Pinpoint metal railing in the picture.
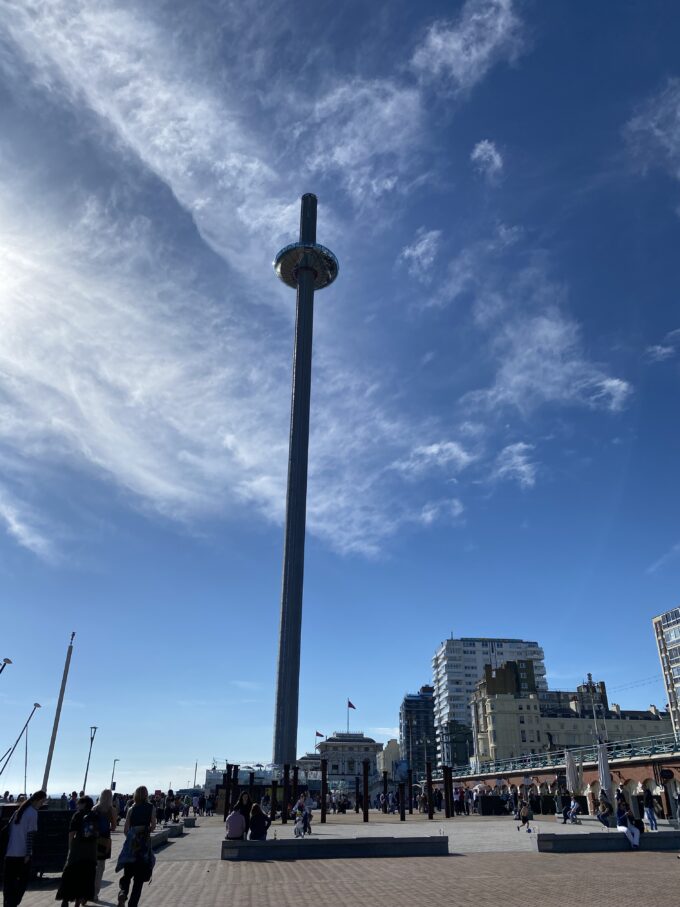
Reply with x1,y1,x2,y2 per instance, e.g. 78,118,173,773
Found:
443,732,680,779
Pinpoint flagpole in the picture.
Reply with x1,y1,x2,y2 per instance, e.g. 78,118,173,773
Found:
347,700,349,734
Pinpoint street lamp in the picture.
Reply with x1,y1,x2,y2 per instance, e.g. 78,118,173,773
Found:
111,759,119,790
82,726,98,794
0,658,12,676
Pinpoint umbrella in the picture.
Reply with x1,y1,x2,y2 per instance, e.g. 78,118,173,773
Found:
597,743,612,800
565,749,579,794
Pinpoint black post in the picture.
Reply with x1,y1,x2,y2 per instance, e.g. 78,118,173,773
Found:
282,763,290,824
362,760,369,823
399,782,406,821
292,765,299,803
426,761,434,820
231,764,239,810
443,766,451,818
320,759,328,824
222,765,232,820
355,775,360,813
249,771,255,802
382,771,388,813
407,768,413,814
271,780,278,821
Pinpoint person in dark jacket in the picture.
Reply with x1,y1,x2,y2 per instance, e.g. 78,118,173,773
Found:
248,804,271,841
232,792,253,835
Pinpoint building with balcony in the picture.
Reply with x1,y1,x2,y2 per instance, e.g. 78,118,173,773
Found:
471,662,671,764
653,608,680,735
432,636,546,766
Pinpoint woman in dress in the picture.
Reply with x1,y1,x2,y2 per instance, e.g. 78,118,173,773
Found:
56,796,99,906
92,789,117,900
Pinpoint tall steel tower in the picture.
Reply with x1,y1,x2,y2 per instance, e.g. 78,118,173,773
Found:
272,194,338,765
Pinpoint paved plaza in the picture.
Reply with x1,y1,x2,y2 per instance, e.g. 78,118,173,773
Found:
19,813,680,906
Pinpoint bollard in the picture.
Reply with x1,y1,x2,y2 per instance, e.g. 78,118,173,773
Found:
382,771,388,813
355,775,360,813
362,759,369,823
249,771,255,803
222,765,232,820
231,764,240,811
447,767,455,819
426,761,434,820
320,759,328,823
407,768,413,814
292,765,299,803
271,780,278,821
399,782,406,821
443,767,451,818
282,763,290,824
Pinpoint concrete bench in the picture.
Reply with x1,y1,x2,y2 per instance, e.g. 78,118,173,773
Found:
183,817,196,828
150,828,171,848
535,831,680,853
165,823,183,838
221,835,449,861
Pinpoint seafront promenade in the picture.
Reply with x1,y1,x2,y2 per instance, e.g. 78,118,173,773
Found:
22,813,680,906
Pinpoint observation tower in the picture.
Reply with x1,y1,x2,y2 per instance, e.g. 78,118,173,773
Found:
272,194,339,765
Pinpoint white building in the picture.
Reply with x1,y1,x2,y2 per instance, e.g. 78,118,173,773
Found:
316,732,383,787
653,608,680,735
432,636,547,766
376,739,401,778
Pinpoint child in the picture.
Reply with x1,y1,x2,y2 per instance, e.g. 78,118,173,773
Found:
517,801,531,833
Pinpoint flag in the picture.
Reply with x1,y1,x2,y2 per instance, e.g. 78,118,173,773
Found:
347,699,356,710
315,731,324,737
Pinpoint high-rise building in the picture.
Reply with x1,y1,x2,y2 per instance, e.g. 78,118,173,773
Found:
399,685,436,780
432,636,547,766
653,608,680,735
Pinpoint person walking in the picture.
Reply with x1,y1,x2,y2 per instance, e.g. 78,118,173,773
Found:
115,786,156,907
516,801,531,833
56,796,99,906
643,788,658,831
2,789,47,907
92,789,117,901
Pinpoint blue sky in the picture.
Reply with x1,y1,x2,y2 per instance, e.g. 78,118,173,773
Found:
1,0,680,794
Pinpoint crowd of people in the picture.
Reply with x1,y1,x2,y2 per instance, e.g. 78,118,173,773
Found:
0,779,669,906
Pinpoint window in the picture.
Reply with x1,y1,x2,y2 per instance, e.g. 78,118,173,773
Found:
521,730,526,742
347,760,355,772
519,717,525,724
331,764,339,773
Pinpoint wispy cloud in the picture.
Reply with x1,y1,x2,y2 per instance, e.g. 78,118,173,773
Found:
369,727,399,739
400,228,442,282
646,541,680,575
491,442,536,489
230,681,262,692
307,79,424,205
467,308,632,414
626,78,680,181
394,441,476,477
411,0,525,93
419,497,465,525
471,139,504,183
645,328,680,362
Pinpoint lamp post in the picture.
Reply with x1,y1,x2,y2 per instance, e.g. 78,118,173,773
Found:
0,657,12,676
111,759,119,790
82,726,98,794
